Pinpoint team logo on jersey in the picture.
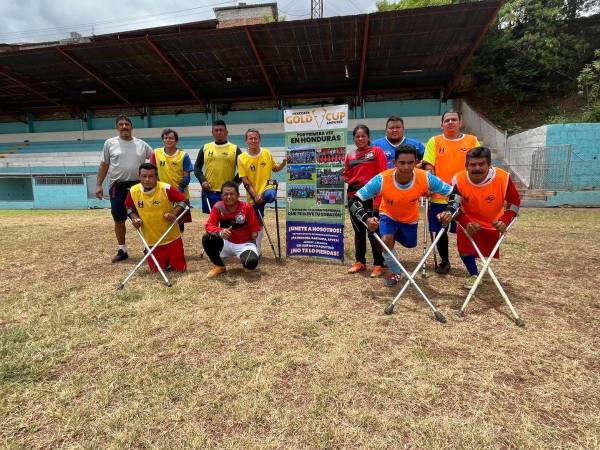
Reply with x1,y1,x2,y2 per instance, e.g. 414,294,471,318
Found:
250,165,256,172
137,200,144,208
439,147,446,155
388,199,394,205
460,147,468,152
159,161,166,166
234,212,245,224
260,161,267,167
365,152,374,160
485,194,496,203
152,200,161,206
208,151,214,157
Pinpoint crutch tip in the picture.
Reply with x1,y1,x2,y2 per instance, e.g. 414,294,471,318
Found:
515,318,525,327
457,310,465,317
384,304,395,315
167,282,173,287
434,311,447,323
116,284,124,290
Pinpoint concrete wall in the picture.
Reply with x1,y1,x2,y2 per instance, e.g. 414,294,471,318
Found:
0,178,33,201
506,125,548,186
458,99,507,157
32,177,89,209
546,123,600,190
0,98,453,137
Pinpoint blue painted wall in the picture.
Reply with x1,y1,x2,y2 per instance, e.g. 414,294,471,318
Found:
0,99,453,134
33,179,89,209
546,123,600,190
32,119,82,133
0,178,33,201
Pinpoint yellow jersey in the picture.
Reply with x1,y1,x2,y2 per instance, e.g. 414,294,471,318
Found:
238,148,277,204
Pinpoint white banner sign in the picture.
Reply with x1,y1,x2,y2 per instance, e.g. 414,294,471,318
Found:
283,104,349,133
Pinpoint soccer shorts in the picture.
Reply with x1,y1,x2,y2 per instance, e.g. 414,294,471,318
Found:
146,237,187,272
110,180,138,222
428,201,456,234
220,240,259,259
457,226,501,259
379,215,418,248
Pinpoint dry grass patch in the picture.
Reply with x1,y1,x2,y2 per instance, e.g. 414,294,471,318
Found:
1,208,599,448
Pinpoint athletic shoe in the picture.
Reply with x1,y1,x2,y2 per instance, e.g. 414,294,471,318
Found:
463,275,479,289
384,273,402,287
111,249,128,263
435,260,451,274
348,262,366,274
207,266,226,278
370,265,384,278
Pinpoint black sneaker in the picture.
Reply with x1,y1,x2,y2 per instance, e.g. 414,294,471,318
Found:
435,260,451,274
111,249,129,263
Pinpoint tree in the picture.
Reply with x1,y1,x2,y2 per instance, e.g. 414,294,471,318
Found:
577,49,600,121
376,0,456,10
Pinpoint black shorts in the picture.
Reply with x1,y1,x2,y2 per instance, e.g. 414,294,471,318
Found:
110,180,138,222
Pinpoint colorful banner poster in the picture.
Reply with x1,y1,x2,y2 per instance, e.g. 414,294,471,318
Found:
284,105,348,261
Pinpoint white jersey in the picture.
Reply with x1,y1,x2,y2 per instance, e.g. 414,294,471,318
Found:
101,136,153,186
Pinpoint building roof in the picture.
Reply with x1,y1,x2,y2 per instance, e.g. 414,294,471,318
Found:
0,1,501,115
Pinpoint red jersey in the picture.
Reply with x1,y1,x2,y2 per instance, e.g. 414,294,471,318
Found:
205,200,262,244
343,145,387,198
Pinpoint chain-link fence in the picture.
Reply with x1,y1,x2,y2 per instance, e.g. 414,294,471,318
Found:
504,144,600,190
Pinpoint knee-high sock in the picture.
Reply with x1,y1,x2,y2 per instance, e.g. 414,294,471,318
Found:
436,232,449,262
382,248,402,275
460,254,478,276
202,233,225,266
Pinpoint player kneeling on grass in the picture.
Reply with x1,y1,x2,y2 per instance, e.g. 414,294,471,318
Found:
125,163,188,272
451,146,521,289
351,144,457,287
202,181,262,278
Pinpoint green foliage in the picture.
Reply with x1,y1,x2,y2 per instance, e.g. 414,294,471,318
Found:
470,0,589,100
577,50,600,121
376,0,456,11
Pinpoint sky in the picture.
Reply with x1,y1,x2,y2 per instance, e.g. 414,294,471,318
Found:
0,0,380,44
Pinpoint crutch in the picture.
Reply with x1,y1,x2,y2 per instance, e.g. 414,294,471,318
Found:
129,217,171,287
273,179,282,261
249,190,279,262
350,203,448,323
384,209,459,319
421,197,429,278
457,220,524,326
199,195,212,259
117,206,189,289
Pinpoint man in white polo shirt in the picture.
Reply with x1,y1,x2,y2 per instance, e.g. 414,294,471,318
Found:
95,114,153,263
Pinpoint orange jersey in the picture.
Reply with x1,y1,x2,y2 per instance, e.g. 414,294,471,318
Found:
454,168,509,230
379,168,429,224
427,134,479,202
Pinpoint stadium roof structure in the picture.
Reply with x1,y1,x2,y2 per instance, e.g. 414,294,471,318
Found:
0,1,501,116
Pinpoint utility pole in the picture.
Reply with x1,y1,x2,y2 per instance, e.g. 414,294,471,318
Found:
311,0,323,19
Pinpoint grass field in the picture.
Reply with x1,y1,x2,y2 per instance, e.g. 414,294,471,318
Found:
1,208,599,448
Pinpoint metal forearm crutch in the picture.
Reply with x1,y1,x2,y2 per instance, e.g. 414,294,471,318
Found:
384,210,459,318
248,189,279,262
200,196,212,259
354,214,448,323
457,219,523,326
421,197,429,278
117,206,189,289
273,180,282,261
129,218,171,287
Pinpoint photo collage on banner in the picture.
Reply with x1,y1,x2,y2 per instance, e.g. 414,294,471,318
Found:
283,105,348,261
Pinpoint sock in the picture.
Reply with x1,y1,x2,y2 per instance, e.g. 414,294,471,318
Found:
436,233,449,262
383,249,402,275
118,244,128,253
460,254,478,276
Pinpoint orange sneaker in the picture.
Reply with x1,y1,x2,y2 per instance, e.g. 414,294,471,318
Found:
207,266,226,278
348,262,366,274
370,265,383,278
